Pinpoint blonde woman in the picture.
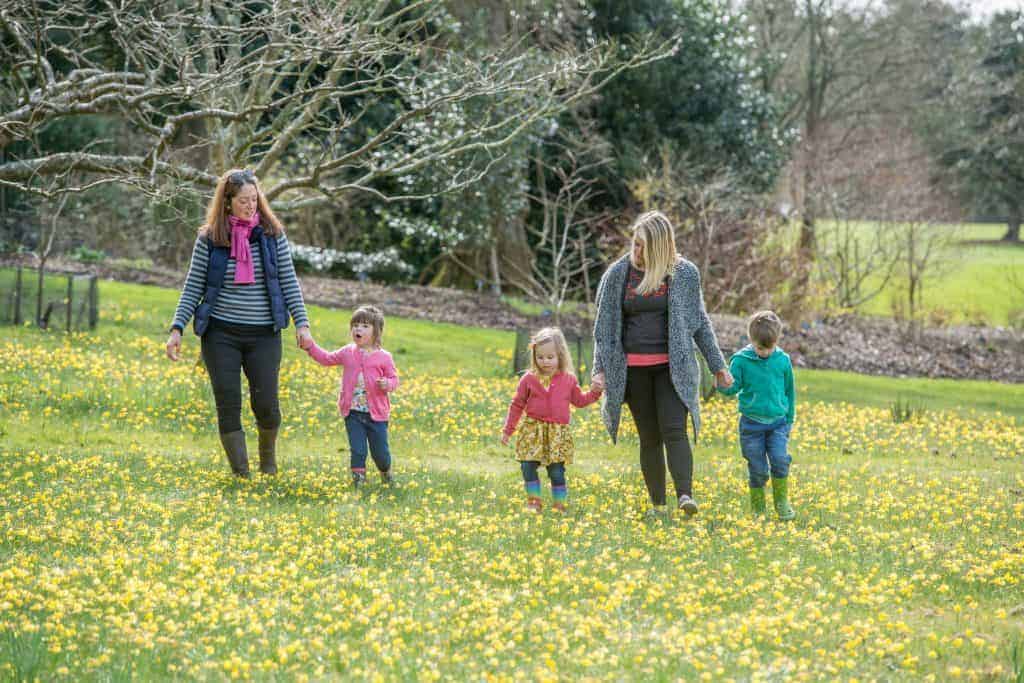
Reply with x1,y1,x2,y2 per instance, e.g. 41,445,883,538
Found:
501,327,603,513
166,169,312,478
591,211,733,518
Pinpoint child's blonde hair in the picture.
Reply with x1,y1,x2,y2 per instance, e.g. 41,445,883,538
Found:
528,327,575,377
747,310,783,349
350,305,385,347
630,210,679,295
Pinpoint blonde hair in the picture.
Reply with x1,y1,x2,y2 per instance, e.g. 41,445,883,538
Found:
748,310,783,348
351,305,385,347
528,327,575,378
200,168,284,247
630,210,679,295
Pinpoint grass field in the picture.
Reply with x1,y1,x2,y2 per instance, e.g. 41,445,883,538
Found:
1,280,1022,680
816,221,1024,327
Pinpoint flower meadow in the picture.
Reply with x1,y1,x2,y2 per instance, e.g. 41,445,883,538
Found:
1,284,1023,681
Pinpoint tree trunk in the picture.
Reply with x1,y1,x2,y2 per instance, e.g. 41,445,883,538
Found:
1002,201,1021,242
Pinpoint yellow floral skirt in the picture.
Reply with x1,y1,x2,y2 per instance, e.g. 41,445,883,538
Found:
515,417,574,465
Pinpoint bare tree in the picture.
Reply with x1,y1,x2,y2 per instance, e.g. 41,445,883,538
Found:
626,147,799,316
506,127,610,322
745,0,950,278
0,0,672,211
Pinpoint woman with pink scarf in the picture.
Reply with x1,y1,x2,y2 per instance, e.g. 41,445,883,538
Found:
166,169,312,477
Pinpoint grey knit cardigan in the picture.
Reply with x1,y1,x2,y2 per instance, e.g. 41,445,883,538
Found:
591,255,726,443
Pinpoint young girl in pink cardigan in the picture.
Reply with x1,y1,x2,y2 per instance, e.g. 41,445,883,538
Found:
306,305,399,488
502,327,604,513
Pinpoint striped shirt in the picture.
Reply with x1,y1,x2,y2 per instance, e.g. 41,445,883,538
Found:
171,233,309,331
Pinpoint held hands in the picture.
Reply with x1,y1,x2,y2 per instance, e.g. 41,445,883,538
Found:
500,433,510,446
715,369,734,389
165,329,182,361
591,372,606,392
376,377,390,391
296,326,314,350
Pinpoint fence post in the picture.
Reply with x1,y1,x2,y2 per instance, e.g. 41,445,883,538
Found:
13,267,22,325
88,276,98,329
66,275,73,332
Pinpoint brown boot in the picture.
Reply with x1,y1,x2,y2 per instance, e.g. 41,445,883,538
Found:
257,426,278,475
219,430,250,478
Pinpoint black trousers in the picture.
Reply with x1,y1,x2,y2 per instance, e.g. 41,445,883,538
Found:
625,364,693,505
200,318,282,434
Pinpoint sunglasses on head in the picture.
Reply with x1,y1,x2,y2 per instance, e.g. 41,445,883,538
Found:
228,169,256,183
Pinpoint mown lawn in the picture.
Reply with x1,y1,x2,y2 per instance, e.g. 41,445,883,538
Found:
1,280,1022,680
814,221,1024,327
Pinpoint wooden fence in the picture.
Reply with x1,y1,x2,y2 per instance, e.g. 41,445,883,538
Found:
1,267,99,331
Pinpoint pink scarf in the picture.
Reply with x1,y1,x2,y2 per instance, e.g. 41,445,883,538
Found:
228,213,260,284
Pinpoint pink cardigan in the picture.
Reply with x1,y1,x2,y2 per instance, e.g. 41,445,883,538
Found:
502,371,602,436
307,342,399,422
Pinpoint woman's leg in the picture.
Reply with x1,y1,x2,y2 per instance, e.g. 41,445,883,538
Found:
652,368,693,500
625,366,667,506
201,322,249,476
241,329,282,474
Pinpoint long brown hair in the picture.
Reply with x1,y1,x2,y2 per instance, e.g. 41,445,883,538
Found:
200,169,284,246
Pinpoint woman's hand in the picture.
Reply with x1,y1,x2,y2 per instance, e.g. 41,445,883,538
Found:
296,325,313,350
591,372,606,391
501,433,510,446
715,369,734,389
166,329,182,361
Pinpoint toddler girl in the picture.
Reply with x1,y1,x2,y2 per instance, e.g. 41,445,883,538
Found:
502,327,603,512
306,305,399,488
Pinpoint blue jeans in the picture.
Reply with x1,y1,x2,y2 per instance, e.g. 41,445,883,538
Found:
344,411,391,472
738,416,791,488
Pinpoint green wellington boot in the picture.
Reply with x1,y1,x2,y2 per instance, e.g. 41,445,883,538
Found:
219,430,251,479
257,426,278,475
749,486,767,515
771,477,795,521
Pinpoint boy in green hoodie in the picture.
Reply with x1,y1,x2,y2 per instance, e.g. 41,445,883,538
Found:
718,310,796,520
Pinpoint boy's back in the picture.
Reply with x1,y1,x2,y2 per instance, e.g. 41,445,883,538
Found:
721,345,795,425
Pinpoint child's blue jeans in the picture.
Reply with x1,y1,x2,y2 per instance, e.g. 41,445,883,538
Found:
738,416,791,488
344,410,392,472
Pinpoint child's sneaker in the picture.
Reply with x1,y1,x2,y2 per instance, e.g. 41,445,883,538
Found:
551,502,567,514
525,496,543,513
352,471,367,489
677,494,698,517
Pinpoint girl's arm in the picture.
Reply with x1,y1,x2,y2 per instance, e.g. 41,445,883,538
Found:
502,376,531,436
306,341,346,367
570,377,602,408
379,353,400,392
717,358,743,396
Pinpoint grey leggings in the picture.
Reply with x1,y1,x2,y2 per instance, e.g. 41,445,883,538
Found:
625,364,693,505
200,318,282,434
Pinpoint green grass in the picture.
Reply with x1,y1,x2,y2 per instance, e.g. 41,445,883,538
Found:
815,221,1024,326
1,279,1022,680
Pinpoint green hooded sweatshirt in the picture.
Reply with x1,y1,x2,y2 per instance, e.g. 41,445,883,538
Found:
717,345,795,424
